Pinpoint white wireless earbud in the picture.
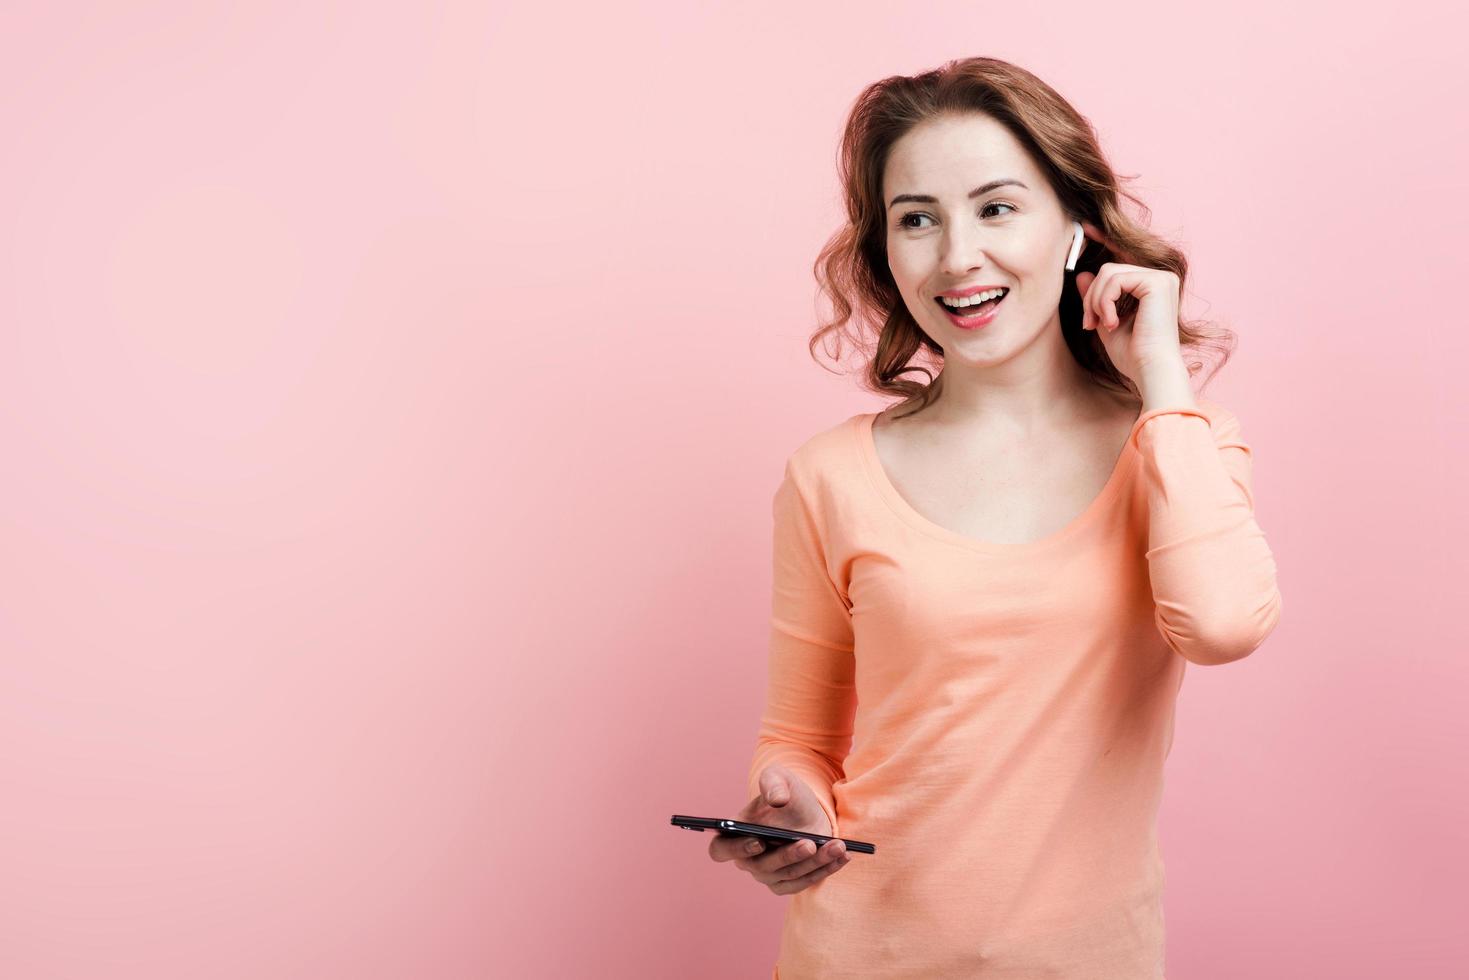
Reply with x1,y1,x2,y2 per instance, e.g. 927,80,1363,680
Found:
1064,220,1085,271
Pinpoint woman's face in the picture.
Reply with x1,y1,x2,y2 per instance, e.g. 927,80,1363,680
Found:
883,113,1076,362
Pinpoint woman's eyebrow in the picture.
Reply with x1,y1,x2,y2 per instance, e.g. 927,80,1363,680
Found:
887,178,1029,210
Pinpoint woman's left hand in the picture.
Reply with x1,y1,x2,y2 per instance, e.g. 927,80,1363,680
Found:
1072,221,1186,383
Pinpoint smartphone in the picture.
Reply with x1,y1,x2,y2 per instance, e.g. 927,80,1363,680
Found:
670,814,875,855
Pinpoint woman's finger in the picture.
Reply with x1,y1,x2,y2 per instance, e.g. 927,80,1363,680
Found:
710,834,767,863
749,838,845,883
1074,271,1094,331
742,838,817,877
1086,268,1109,331
770,853,852,895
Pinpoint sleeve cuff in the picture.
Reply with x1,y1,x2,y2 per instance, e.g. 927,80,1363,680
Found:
1129,405,1211,453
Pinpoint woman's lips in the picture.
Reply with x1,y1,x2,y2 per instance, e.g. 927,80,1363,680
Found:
934,291,1006,329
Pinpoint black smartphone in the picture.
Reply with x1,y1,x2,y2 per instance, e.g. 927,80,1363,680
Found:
670,815,875,855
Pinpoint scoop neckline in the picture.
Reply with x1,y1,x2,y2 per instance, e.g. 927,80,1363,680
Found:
852,409,1142,556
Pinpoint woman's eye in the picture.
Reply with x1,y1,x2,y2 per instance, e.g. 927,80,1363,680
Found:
899,201,1017,229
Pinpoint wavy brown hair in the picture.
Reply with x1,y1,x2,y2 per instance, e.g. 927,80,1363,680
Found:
808,57,1236,420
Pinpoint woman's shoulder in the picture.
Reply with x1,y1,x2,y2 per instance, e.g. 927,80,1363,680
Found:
780,412,869,486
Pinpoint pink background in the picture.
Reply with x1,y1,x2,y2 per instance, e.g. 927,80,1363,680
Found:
2,3,1464,978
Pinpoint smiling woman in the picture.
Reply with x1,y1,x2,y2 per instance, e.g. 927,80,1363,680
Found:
736,55,1283,980
806,57,1235,422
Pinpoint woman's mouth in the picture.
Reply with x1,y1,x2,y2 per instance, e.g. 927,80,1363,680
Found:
934,289,1008,329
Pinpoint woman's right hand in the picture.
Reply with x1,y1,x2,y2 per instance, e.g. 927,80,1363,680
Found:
708,764,852,895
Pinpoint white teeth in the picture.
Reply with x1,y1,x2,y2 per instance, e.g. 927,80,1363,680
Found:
940,288,1007,308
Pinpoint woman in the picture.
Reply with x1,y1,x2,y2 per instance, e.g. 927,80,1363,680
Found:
707,58,1283,978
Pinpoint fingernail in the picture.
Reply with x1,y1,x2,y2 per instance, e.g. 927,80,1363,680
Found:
747,840,763,854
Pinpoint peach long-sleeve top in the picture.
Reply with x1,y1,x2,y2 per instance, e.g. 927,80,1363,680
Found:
746,398,1282,980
